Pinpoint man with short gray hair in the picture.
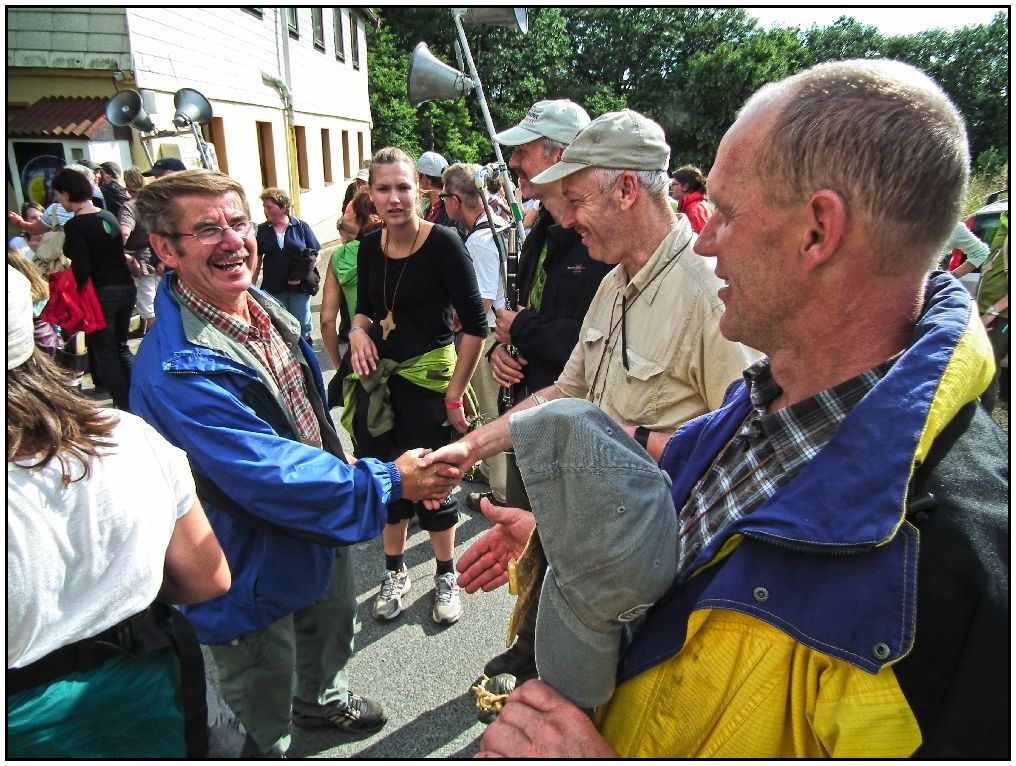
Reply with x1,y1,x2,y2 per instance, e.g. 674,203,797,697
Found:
442,163,509,488
472,108,757,460
431,108,758,690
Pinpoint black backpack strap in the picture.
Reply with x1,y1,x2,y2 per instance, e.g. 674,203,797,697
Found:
161,603,209,757
6,601,208,757
6,604,172,695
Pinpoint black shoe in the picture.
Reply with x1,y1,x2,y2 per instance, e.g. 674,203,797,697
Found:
292,692,387,736
481,639,537,684
472,673,517,725
467,491,505,512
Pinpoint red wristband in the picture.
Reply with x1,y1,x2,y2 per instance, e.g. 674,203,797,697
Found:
444,400,464,409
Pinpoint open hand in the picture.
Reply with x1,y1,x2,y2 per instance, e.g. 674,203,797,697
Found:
349,328,379,375
456,498,535,593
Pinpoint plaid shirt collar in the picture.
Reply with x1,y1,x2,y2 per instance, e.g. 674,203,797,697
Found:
741,355,899,474
171,277,322,447
172,278,257,341
675,354,898,581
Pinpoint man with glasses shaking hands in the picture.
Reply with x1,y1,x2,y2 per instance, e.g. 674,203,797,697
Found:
128,170,462,756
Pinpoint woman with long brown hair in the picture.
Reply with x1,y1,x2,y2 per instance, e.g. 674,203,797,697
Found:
6,266,230,756
343,146,487,626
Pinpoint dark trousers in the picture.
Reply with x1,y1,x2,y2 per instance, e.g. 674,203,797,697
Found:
980,320,1009,411
90,283,137,410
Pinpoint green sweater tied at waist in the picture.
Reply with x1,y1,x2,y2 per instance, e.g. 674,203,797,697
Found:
341,344,477,445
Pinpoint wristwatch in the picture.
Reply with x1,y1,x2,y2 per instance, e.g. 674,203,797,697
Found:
633,426,651,450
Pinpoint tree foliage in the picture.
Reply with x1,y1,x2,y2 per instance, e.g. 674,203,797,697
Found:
368,8,1008,176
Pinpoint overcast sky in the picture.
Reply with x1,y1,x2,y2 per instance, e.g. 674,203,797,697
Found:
746,5,1005,36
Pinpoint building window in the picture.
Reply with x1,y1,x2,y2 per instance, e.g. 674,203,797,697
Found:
312,9,325,51
357,132,365,168
286,8,299,39
321,128,333,184
200,117,230,174
243,8,263,18
351,18,361,70
341,130,351,179
256,121,277,188
333,9,346,62
295,125,310,191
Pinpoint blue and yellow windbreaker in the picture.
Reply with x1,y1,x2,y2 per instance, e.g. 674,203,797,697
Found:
598,273,1008,757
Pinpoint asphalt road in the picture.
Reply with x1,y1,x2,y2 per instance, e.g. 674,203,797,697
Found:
90,283,515,758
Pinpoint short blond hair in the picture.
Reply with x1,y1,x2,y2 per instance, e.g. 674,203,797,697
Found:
259,187,291,209
442,163,482,206
744,59,969,272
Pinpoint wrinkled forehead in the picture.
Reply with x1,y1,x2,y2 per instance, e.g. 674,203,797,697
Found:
712,104,778,188
172,191,250,229
559,166,596,197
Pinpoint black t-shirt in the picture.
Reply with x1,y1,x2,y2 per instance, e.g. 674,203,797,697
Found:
64,209,133,288
356,224,487,363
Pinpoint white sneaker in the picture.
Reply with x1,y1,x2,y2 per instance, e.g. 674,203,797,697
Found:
373,568,411,621
432,572,463,625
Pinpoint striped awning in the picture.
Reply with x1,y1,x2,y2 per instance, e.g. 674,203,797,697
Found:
7,97,117,140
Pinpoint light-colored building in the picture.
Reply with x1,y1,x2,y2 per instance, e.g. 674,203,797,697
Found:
7,7,376,243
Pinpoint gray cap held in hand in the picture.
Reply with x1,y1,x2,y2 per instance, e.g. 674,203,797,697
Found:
508,398,678,709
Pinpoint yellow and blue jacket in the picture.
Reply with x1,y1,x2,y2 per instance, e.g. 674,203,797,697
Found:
598,272,1009,757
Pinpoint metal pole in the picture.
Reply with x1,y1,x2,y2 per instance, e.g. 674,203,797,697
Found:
451,11,525,246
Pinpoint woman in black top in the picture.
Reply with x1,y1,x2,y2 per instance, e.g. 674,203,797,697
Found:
348,147,486,627
255,187,321,341
55,167,136,410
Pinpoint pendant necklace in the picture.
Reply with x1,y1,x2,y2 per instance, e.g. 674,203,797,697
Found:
380,224,422,340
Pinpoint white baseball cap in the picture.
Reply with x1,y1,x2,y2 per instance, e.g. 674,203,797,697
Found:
495,99,591,147
418,151,448,177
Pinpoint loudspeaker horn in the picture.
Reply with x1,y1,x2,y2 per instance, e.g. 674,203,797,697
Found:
407,42,474,108
105,89,156,132
453,7,527,34
172,87,213,128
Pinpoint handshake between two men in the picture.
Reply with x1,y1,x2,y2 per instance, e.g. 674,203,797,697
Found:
396,425,532,593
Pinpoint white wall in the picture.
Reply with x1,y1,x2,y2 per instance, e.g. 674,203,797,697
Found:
123,7,373,243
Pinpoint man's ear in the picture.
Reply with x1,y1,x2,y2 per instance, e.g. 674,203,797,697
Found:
149,233,180,270
617,171,640,211
800,189,847,271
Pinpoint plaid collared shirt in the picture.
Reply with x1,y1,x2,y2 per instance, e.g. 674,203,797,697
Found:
173,281,322,448
675,355,896,580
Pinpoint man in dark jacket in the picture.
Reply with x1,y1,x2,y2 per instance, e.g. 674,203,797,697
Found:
441,59,1009,759
487,100,611,401
465,99,612,678
96,161,130,220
